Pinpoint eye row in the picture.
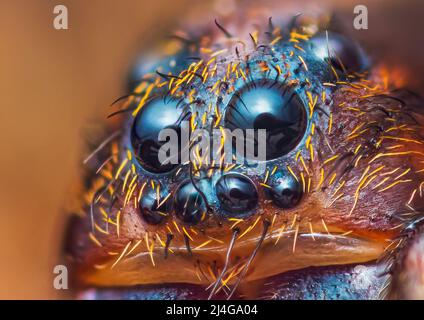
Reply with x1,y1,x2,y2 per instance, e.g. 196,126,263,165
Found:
139,171,303,226
131,78,308,174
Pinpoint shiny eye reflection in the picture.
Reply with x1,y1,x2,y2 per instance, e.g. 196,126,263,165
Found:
215,173,258,216
265,173,303,209
309,31,369,74
224,79,307,160
131,98,184,173
138,187,171,225
174,180,207,225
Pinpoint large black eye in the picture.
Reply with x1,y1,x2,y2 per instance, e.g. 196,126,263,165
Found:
265,173,302,209
224,79,307,160
131,98,184,173
138,187,171,225
309,32,369,74
215,173,258,216
174,180,207,225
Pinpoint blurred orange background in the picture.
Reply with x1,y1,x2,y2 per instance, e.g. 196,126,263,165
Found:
0,0,423,299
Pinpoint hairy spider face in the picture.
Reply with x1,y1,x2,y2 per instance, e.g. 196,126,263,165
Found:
64,10,424,300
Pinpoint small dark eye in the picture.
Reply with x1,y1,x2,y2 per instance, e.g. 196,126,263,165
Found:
309,31,369,73
265,173,303,209
174,180,207,225
127,48,191,91
224,79,307,160
215,173,258,216
138,187,171,225
131,98,184,173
